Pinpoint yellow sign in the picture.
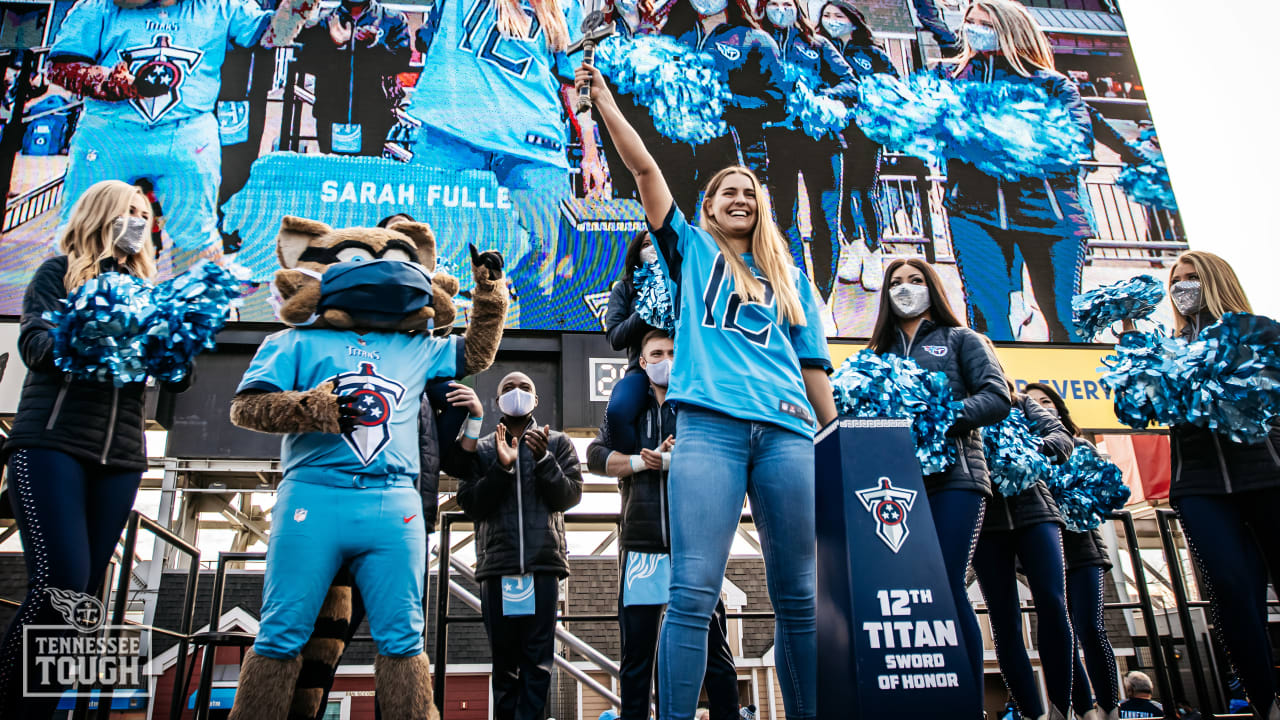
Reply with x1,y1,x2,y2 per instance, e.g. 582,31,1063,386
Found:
827,342,1126,431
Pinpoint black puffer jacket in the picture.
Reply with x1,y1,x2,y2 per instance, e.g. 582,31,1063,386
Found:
458,420,583,580
586,385,676,553
4,256,190,471
605,278,657,374
879,320,1010,496
1166,316,1280,499
983,395,1074,532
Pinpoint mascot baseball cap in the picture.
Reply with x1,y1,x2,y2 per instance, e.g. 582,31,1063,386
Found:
318,259,434,326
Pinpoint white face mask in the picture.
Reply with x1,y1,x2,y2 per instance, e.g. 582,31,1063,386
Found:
963,22,999,53
889,284,931,319
639,246,658,264
689,0,728,17
1170,280,1205,316
821,16,853,38
269,266,324,326
110,216,149,256
643,358,672,387
498,388,536,418
766,5,797,27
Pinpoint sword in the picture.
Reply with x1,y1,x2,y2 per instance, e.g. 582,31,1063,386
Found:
568,0,617,114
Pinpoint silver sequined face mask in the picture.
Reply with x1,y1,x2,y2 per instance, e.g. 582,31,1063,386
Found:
1170,280,1204,316
889,284,931,319
110,216,150,256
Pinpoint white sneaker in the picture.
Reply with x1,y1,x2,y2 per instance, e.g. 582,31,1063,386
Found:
836,239,862,285
1009,291,1036,330
860,245,885,291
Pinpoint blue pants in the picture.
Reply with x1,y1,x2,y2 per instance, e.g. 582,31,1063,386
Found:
62,112,221,265
766,128,841,298
1174,490,1280,716
973,522,1074,717
659,406,815,720
950,214,1085,343
1068,565,1119,714
928,489,987,690
912,0,959,49
0,449,141,719
255,479,426,659
604,371,650,455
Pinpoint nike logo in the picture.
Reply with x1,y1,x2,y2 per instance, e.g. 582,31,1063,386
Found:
403,515,417,523
195,144,209,154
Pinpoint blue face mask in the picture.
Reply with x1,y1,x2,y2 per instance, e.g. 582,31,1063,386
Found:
689,0,728,17
963,22,999,53
766,5,797,27
821,16,853,38
318,259,434,327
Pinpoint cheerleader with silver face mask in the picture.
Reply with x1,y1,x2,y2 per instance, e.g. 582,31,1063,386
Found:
1156,251,1280,720
867,258,1012,696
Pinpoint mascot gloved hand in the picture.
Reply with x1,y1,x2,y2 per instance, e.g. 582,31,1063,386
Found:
227,216,508,720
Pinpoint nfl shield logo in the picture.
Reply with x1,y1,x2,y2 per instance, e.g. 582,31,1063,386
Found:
293,508,308,523
855,477,918,553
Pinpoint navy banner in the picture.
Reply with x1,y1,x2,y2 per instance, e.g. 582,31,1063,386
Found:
814,417,981,718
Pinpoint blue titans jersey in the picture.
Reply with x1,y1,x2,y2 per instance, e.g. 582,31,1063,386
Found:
650,206,831,438
237,329,465,485
50,0,270,126
409,0,582,168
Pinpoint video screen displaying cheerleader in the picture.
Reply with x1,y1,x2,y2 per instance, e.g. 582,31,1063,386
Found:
0,0,1189,340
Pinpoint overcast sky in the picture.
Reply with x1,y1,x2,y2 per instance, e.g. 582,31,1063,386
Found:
1117,0,1280,316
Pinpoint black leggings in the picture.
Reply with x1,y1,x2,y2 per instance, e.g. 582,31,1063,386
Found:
973,522,1074,718
928,488,987,691
1068,565,1119,714
0,448,142,719
1174,490,1280,717
766,127,841,298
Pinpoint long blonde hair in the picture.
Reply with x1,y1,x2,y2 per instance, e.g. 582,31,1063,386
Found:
947,0,1055,78
496,0,570,52
699,166,806,326
60,180,157,291
1169,250,1253,333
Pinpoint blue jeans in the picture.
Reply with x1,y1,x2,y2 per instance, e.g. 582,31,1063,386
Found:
659,406,816,720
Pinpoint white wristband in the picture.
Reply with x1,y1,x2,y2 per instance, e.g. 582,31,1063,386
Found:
661,451,671,470
629,455,646,474
463,415,483,440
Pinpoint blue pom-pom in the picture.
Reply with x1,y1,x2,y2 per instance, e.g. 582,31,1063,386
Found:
830,350,961,475
784,65,851,140
145,261,246,383
1071,274,1166,341
632,261,675,334
1116,128,1178,212
45,273,156,386
1101,313,1280,443
1047,444,1129,532
983,408,1054,497
854,73,1089,179
595,35,730,145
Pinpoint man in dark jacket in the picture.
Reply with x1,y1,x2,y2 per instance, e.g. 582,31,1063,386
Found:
587,330,740,720
298,0,410,156
458,371,583,720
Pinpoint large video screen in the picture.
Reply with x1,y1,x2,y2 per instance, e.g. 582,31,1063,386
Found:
0,0,1184,340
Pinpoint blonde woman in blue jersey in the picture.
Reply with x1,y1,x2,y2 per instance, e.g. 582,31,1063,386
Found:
579,62,837,720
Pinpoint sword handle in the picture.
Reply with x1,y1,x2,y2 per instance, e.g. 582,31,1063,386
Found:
575,41,597,114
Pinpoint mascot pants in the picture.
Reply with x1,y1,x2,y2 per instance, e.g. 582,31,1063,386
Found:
61,112,222,270
255,478,426,659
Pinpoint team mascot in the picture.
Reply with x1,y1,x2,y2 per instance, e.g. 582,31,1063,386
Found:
227,215,509,720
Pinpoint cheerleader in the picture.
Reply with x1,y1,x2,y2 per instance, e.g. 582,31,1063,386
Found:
579,61,837,720
659,0,789,217
866,257,1010,692
816,0,895,291
941,0,1093,343
1159,251,1280,720
1024,382,1120,720
0,181,193,718
972,363,1076,720
759,0,857,301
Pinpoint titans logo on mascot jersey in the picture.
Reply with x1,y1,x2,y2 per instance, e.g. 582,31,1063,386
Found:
856,477,918,554
330,362,407,465
120,34,204,122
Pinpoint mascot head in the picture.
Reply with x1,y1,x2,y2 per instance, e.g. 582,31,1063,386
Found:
270,215,462,332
